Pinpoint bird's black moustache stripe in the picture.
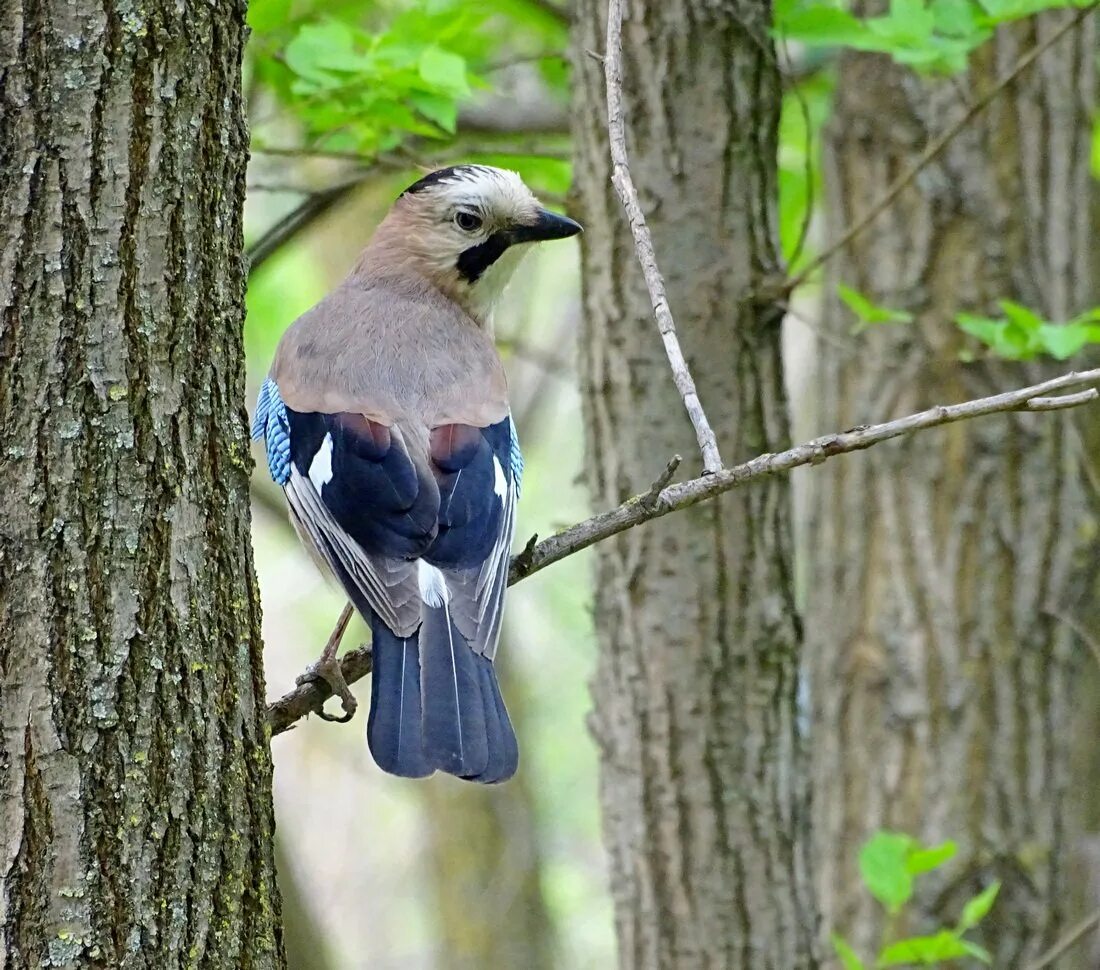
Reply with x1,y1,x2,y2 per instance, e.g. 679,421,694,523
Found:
456,232,511,284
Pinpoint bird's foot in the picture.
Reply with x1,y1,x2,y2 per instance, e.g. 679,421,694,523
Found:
297,602,358,722
297,655,358,723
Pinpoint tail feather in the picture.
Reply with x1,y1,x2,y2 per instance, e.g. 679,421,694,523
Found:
367,618,432,778
463,656,519,784
366,563,520,784
419,601,488,777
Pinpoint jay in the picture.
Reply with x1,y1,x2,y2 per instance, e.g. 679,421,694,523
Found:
252,165,581,782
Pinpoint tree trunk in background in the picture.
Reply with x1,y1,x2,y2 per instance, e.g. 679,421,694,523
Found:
0,2,284,967
421,660,557,970
572,3,819,968
806,12,1099,966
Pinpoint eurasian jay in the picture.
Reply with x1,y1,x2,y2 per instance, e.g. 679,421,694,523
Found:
252,165,581,782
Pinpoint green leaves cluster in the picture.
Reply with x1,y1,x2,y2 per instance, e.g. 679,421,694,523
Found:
833,832,1000,968
957,301,1100,361
776,0,1094,74
837,283,1100,361
250,3,493,153
247,0,569,169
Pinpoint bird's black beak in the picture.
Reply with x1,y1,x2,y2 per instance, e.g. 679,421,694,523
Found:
512,209,583,243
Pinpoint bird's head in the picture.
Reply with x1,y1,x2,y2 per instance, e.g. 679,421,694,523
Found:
367,164,582,327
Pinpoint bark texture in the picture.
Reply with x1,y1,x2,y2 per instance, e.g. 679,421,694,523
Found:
806,12,1099,966
572,2,819,967
0,1,284,967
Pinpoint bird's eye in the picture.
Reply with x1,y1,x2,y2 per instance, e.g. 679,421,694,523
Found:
454,211,483,232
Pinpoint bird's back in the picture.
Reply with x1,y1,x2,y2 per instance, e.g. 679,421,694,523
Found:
271,270,509,432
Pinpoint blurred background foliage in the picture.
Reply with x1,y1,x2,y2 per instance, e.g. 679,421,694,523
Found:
242,1,1100,966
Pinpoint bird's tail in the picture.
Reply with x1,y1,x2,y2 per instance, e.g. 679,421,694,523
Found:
367,606,518,784
367,619,432,778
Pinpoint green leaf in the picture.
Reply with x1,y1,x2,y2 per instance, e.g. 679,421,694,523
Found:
879,931,971,966
407,91,458,133
418,46,470,96
831,934,866,970
999,299,1044,331
1038,323,1093,360
958,881,1000,930
859,832,915,914
906,840,957,876
285,21,371,86
957,313,1035,360
931,0,983,37
774,0,871,47
837,283,914,329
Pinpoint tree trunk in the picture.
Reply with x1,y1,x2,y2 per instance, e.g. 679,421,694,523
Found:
806,12,1099,966
0,2,284,967
571,2,819,967
422,658,558,970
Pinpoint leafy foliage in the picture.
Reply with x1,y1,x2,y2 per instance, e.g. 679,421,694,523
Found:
833,831,1000,968
835,282,1100,361
957,301,1100,360
775,0,1094,74
247,0,570,192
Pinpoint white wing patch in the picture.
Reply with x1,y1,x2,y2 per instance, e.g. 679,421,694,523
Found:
492,456,507,499
418,561,450,608
309,433,334,492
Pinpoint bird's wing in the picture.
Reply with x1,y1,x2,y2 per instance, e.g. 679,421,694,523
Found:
252,377,429,635
422,415,522,660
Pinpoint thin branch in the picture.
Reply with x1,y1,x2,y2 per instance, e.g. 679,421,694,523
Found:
1025,389,1098,410
269,644,373,736
1043,605,1100,669
1023,908,1100,970
602,0,724,474
785,1,1100,292
266,367,1100,734
246,177,370,275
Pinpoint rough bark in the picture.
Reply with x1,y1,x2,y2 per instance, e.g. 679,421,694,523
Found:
0,1,284,967
806,11,1099,966
571,2,819,968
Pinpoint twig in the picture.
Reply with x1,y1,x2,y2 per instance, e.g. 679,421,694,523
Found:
602,0,724,474
641,455,682,509
1043,606,1100,669
1024,389,1098,411
785,1,1100,292
1023,908,1100,970
267,367,1100,734
247,178,370,275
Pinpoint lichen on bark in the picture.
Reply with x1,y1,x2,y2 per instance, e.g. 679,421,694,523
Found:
0,1,284,966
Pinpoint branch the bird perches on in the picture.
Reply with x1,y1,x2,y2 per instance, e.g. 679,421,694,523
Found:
268,366,1100,734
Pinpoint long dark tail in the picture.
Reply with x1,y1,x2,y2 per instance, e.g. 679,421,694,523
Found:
367,608,518,783
367,618,432,778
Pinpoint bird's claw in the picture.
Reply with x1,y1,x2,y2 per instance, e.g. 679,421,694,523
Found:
296,657,358,723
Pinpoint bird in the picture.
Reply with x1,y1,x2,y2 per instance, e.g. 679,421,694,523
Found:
251,164,582,782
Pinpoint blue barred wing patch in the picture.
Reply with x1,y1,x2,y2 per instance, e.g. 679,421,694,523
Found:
507,415,523,497
253,377,291,485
